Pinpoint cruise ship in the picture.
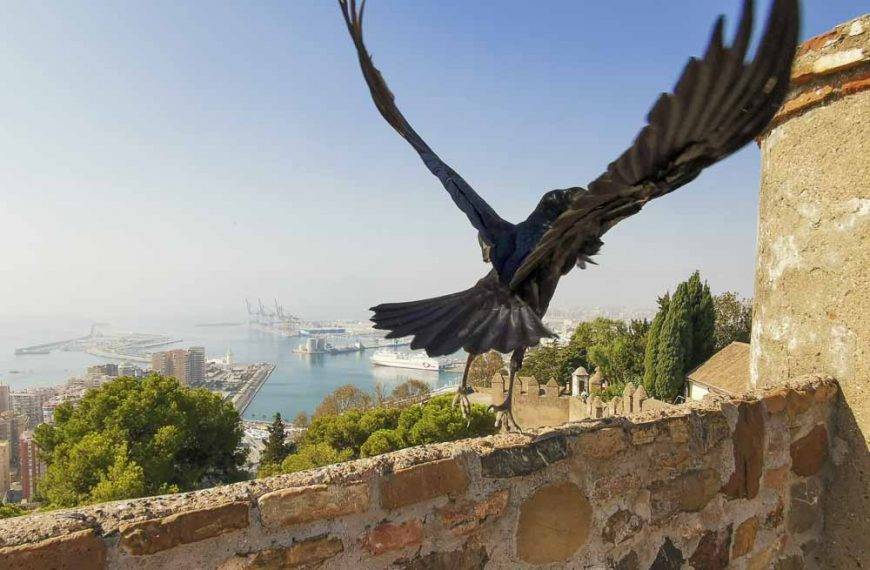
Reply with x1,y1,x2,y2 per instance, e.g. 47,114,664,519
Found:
370,349,444,371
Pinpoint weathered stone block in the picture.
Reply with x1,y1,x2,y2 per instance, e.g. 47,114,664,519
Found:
763,388,789,415
400,543,489,570
614,550,639,570
576,427,627,459
480,435,567,478
649,468,720,521
721,401,764,500
786,390,815,420
602,509,643,544
120,501,249,556
765,497,785,529
689,526,732,570
591,473,639,502
731,516,759,559
789,478,822,534
651,537,684,570
630,422,663,446
790,425,829,476
666,416,692,444
222,535,344,569
438,489,509,535
360,520,423,556
258,483,369,528
380,458,468,509
0,529,106,569
516,481,591,564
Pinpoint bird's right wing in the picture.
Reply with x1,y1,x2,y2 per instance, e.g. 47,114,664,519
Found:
339,0,511,243
510,0,799,289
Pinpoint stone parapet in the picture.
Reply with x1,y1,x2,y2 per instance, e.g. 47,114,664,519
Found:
0,375,839,569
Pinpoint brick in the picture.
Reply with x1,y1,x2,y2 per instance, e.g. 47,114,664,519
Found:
0,529,106,569
516,482,591,565
689,526,732,570
258,483,369,528
721,401,764,500
380,458,468,509
790,425,829,476
120,501,249,556
602,509,643,544
360,520,423,556
480,435,567,478
762,389,789,415
776,86,835,122
222,535,344,570
400,543,489,570
731,516,759,559
438,489,509,535
576,427,627,459
842,75,870,95
649,468,720,521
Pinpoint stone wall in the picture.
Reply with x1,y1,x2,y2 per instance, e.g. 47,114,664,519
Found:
0,376,839,569
752,15,869,568
477,375,671,429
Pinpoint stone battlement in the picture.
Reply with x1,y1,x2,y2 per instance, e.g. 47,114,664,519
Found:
0,375,840,568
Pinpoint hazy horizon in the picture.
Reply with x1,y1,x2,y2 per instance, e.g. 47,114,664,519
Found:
2,1,863,324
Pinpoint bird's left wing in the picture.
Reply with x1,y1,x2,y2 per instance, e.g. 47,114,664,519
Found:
339,0,511,243
509,0,799,289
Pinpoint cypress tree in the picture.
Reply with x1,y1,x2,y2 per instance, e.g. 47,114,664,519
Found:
692,282,716,368
655,283,691,402
643,293,669,394
261,413,292,466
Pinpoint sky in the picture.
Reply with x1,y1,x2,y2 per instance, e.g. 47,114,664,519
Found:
0,1,864,323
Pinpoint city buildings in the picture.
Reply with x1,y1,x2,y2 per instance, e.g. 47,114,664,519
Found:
19,431,44,502
0,411,28,468
0,383,9,413
151,347,206,385
0,441,10,497
10,390,46,427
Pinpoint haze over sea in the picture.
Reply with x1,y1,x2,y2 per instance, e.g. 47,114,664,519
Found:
0,316,459,421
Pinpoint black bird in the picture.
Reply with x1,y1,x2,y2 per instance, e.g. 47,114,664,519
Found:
339,0,799,430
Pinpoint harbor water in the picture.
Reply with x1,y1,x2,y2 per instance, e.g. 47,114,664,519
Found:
0,317,460,421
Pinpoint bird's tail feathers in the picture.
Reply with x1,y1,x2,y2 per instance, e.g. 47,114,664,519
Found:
371,274,554,357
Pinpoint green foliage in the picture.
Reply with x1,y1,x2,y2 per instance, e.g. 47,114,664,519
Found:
643,271,717,402
260,413,294,473
467,351,506,387
521,317,648,399
34,374,246,508
713,291,753,350
265,396,496,477
389,379,431,400
279,442,354,474
313,384,373,418
292,411,310,428
0,504,26,519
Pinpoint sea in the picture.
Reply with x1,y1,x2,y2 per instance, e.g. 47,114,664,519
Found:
0,316,460,421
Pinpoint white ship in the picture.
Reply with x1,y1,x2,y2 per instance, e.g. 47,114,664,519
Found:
370,349,443,371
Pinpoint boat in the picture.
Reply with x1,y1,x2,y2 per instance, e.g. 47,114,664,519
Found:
370,349,443,371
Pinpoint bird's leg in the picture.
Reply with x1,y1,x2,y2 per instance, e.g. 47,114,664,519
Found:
452,353,475,418
489,348,525,433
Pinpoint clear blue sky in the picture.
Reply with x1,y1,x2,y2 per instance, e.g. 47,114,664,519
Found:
0,1,863,321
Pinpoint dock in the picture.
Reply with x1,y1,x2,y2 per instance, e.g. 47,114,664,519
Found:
232,363,276,415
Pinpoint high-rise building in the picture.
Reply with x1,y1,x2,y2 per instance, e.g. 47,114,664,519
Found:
0,383,10,413
87,363,118,377
0,441,10,497
151,347,206,385
19,431,44,502
11,390,45,427
0,411,28,468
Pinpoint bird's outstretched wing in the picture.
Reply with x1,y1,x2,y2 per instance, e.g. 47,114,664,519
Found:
509,0,799,289
339,0,511,243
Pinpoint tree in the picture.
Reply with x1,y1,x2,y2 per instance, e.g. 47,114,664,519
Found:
467,352,506,387
643,271,717,401
313,384,373,418
279,442,354,474
260,413,293,468
389,379,431,400
292,411,310,428
643,294,669,394
34,374,246,508
587,319,649,397
713,291,753,350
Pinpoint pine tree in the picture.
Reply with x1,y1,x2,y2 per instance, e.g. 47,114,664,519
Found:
261,413,291,467
643,293,669,394
654,283,692,402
